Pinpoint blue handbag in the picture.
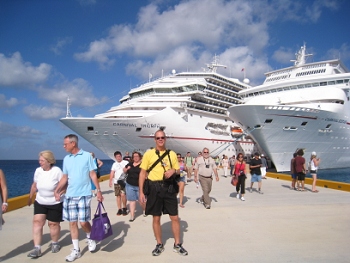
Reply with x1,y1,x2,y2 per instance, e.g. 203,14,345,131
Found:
90,202,113,241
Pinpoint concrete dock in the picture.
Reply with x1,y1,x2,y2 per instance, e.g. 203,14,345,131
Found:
1,172,350,263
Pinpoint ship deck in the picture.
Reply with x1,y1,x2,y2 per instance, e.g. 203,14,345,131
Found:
1,171,349,263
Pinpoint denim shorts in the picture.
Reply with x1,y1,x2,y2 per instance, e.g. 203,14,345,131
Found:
125,182,139,201
63,196,92,222
251,174,262,183
176,175,186,183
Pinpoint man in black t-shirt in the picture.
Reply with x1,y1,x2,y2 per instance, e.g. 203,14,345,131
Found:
249,152,263,194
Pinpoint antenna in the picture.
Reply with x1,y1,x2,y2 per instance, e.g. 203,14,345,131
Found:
206,55,227,73
66,97,72,117
290,43,313,66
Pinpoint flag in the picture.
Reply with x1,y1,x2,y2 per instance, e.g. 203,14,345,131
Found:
241,68,245,72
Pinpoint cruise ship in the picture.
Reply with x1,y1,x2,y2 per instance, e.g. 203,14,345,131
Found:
227,44,350,171
60,57,258,160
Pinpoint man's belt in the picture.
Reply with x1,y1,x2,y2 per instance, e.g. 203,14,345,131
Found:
199,175,212,178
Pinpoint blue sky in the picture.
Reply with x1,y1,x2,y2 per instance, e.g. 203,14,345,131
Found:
0,0,349,160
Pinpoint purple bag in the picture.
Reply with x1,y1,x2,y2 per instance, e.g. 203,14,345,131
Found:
90,202,113,241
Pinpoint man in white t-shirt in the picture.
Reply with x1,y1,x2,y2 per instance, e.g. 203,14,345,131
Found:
109,151,129,216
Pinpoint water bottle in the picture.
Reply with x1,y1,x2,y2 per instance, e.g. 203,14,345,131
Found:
196,181,199,189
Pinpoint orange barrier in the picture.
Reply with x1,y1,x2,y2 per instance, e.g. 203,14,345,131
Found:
267,172,350,192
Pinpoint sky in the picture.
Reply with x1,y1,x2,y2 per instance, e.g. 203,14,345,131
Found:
0,0,350,160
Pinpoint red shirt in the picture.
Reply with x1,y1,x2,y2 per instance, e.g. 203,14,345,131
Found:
234,161,245,176
294,156,305,173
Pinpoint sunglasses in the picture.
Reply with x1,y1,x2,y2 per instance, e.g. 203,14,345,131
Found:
203,151,209,153
156,136,165,140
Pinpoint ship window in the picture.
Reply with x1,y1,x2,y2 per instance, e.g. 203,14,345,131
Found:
328,81,335,85
264,119,273,123
336,80,344,84
326,124,331,129
87,126,94,131
320,82,327,86
254,125,261,129
136,128,141,132
301,122,307,126
345,79,349,83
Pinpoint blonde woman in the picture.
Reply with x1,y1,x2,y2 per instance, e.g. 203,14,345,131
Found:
27,151,64,258
0,169,8,230
309,152,320,193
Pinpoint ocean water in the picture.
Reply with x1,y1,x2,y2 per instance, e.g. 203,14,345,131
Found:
0,160,349,198
0,160,115,198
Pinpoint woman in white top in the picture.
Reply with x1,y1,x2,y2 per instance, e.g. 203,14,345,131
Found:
309,152,320,193
0,169,8,230
221,155,229,177
27,151,64,258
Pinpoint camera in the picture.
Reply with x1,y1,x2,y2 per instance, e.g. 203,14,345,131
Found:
205,165,210,168
239,170,244,175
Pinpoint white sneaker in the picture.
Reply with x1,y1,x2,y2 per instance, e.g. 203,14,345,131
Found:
241,197,245,201
236,193,240,199
87,239,96,252
65,249,81,262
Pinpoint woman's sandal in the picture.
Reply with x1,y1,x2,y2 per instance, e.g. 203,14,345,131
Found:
312,190,319,193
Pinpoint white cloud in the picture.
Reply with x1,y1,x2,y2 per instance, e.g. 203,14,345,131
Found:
272,47,295,64
305,0,339,23
325,43,350,61
0,121,44,138
74,0,338,75
50,37,73,55
23,104,66,120
0,52,52,87
74,0,273,68
0,94,20,108
35,78,109,107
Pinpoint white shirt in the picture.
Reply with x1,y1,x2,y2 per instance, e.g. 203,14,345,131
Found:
111,160,129,184
34,166,63,205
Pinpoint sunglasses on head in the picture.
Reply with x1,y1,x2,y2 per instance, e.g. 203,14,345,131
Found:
156,136,165,140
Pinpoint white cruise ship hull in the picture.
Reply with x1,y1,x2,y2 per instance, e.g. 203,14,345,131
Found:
228,86,350,172
61,107,257,159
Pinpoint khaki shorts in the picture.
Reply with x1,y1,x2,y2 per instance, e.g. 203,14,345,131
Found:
114,184,126,196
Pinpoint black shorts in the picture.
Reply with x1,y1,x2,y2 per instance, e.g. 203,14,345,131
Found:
145,183,178,216
34,201,63,222
297,172,306,181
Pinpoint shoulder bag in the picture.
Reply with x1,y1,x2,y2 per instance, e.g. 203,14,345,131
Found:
90,202,113,241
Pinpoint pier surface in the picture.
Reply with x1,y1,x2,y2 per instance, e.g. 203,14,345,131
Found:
1,172,350,263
